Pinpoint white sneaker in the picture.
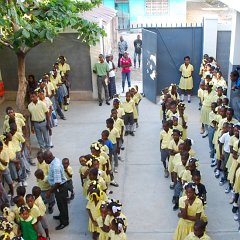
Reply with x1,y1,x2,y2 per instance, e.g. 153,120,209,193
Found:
114,168,118,173
22,181,28,187
234,214,239,221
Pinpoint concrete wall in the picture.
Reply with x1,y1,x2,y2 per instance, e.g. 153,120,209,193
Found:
0,33,93,100
104,0,187,27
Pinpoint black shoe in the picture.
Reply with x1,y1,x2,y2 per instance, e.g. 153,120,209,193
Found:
173,204,179,211
28,159,36,166
48,207,53,214
172,196,176,204
188,100,191,103
124,131,129,136
53,215,60,220
130,132,135,136
70,193,75,200
99,102,102,106
106,101,110,105
55,223,69,230
61,117,66,120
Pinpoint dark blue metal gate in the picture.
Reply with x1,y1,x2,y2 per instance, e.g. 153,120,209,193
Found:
142,29,157,103
142,26,203,103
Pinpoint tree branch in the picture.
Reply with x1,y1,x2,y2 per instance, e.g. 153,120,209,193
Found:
0,39,14,49
23,41,41,54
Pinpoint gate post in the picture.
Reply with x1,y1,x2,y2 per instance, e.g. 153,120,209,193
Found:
203,17,218,58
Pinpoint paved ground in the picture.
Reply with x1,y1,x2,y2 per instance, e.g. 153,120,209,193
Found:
0,95,240,240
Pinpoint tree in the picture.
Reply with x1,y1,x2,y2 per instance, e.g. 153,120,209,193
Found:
0,0,105,112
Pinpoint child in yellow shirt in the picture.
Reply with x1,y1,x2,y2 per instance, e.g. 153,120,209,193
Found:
160,121,172,178
34,169,55,214
62,158,75,201
32,186,50,239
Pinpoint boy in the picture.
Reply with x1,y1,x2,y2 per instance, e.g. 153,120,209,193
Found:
62,158,75,201
160,121,172,178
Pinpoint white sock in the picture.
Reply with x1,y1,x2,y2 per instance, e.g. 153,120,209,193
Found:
49,136,53,146
181,94,184,101
188,95,191,101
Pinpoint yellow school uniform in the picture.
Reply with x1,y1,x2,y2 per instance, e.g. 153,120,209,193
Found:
168,139,184,173
160,129,173,150
0,147,10,171
173,124,183,135
113,118,124,136
226,136,238,170
108,128,120,145
181,169,192,184
109,230,127,240
29,204,41,220
179,114,188,140
184,232,211,240
50,74,62,90
28,100,48,122
65,166,73,181
44,82,55,97
12,132,25,153
59,63,70,74
34,196,46,217
132,96,139,120
218,117,238,131
173,162,186,179
212,77,227,90
104,213,128,228
179,64,194,90
200,90,216,125
166,110,179,121
174,196,204,240
37,161,49,176
95,155,107,172
233,158,240,193
208,111,217,128
212,94,226,103
37,176,50,191
86,200,103,233
79,166,89,197
117,107,125,119
3,115,26,134
4,142,16,161
198,89,204,104
135,92,143,103
228,140,240,184
96,216,109,240
121,100,135,113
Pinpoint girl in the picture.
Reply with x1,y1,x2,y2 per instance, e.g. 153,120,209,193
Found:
86,188,104,240
197,82,205,111
182,158,198,185
200,82,215,138
172,116,183,137
184,220,211,240
166,101,179,121
130,87,139,129
174,183,204,240
169,84,180,102
179,56,194,103
96,203,109,240
79,155,89,197
19,206,39,240
113,99,125,119
168,129,184,189
91,142,107,173
120,51,132,93
109,217,127,240
121,92,135,136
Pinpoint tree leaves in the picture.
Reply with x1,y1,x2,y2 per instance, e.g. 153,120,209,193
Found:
0,0,105,53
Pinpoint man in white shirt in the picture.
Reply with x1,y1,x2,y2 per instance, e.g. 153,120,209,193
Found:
106,54,116,99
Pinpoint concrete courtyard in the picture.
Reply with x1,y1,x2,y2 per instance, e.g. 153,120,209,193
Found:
0,95,240,240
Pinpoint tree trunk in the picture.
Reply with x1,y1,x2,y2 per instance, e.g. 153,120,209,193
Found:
16,52,31,153
16,52,27,112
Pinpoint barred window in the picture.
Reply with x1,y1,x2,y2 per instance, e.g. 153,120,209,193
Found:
145,0,169,15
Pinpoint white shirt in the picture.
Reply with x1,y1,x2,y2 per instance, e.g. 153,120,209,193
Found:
219,132,231,153
107,61,115,78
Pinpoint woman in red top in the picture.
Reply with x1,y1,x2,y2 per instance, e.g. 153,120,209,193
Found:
120,52,132,93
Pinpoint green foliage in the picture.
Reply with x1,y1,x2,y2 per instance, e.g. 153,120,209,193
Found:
0,0,106,53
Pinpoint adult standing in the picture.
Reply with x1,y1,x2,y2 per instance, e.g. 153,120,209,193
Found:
106,54,116,99
44,150,69,230
118,36,128,68
133,35,142,68
28,92,50,151
120,52,132,93
179,56,194,103
93,54,110,106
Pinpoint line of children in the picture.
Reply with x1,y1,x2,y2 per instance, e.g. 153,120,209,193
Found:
78,88,143,239
160,83,210,240
197,54,240,232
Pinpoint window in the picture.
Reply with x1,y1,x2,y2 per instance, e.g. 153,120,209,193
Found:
145,0,169,15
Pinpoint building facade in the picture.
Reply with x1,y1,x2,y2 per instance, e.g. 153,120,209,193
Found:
103,0,187,29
